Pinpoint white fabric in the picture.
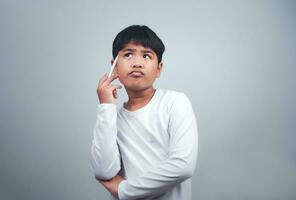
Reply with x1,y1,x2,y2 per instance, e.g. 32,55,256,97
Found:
90,88,198,200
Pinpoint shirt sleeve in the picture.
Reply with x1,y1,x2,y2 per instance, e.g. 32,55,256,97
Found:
118,93,199,200
90,103,121,180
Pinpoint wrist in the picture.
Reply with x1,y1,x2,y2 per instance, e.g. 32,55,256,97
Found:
98,97,114,104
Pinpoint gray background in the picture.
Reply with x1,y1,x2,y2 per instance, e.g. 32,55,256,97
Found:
0,0,295,199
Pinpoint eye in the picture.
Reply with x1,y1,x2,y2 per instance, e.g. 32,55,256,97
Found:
143,54,151,59
124,53,132,58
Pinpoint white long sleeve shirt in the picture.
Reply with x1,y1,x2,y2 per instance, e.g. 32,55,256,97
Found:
90,88,198,200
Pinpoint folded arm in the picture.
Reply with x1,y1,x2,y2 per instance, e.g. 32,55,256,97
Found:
118,93,199,200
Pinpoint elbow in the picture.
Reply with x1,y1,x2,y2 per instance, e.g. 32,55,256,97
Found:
90,146,121,181
91,161,121,181
174,156,197,181
180,163,196,180
94,171,119,181
178,145,198,180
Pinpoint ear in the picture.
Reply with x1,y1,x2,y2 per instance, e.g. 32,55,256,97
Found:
156,62,163,78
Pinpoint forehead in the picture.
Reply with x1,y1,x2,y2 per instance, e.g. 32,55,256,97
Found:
121,43,155,54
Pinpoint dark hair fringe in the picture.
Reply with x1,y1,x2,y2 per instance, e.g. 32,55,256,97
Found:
112,25,165,63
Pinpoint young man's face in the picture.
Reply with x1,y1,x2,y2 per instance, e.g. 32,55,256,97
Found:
113,42,163,91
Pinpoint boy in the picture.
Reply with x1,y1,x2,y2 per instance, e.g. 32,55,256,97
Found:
90,25,198,200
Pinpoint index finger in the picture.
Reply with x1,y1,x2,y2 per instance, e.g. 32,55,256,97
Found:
102,73,119,87
98,73,108,86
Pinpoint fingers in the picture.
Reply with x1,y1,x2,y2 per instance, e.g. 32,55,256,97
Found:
98,73,108,86
113,88,118,99
105,73,119,85
97,73,119,90
111,84,122,99
96,72,121,103
100,73,119,88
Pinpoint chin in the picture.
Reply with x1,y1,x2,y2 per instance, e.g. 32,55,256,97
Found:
125,84,152,92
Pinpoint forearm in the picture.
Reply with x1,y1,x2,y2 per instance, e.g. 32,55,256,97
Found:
118,120,198,199
118,152,197,200
118,93,199,199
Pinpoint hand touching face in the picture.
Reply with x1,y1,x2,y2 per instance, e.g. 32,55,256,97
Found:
114,43,163,91
97,73,122,104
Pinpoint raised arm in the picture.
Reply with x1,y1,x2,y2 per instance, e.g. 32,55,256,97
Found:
90,73,122,180
90,103,121,180
118,93,199,199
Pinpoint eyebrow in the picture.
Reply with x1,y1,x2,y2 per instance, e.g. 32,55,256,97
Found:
122,48,154,54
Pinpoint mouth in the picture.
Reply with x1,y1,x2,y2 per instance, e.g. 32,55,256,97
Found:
129,70,144,77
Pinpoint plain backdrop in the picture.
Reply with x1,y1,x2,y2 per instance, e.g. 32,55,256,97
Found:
0,0,295,199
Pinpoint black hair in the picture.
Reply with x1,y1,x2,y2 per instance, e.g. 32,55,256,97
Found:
112,25,165,63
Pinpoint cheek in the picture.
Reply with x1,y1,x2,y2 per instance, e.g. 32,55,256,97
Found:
147,64,160,75
116,67,126,77
117,61,129,72
116,68,127,83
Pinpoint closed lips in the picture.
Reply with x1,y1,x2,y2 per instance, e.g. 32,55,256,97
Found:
129,71,144,75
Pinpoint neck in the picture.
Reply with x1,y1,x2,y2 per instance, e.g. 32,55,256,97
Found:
124,87,156,111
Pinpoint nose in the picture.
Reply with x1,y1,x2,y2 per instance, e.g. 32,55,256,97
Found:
132,62,143,68
131,56,143,68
